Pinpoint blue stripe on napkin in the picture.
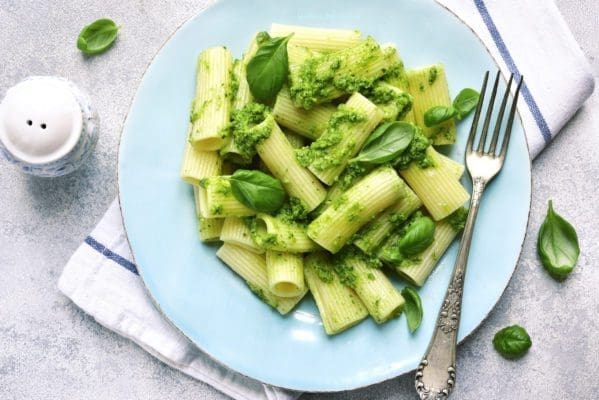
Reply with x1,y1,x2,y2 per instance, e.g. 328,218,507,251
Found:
474,0,551,143
84,236,139,275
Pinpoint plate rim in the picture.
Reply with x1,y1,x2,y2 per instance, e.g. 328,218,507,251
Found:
116,0,532,392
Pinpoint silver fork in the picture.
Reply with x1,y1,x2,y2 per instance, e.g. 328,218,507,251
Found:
415,71,523,400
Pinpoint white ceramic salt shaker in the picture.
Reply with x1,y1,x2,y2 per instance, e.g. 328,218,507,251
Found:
0,76,99,177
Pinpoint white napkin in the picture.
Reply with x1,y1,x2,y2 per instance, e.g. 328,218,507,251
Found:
59,0,594,398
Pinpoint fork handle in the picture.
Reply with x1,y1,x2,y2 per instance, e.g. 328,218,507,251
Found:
415,178,486,400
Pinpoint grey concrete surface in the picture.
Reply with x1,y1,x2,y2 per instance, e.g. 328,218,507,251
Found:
0,1,597,399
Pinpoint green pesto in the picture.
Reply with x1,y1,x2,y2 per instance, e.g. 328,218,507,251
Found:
289,37,388,109
446,207,468,232
230,102,273,162
190,98,211,123
418,82,425,92
312,259,336,284
277,197,309,224
346,202,364,223
333,259,358,289
367,272,375,281
229,61,240,103
389,212,407,226
213,179,231,195
247,283,278,308
210,204,223,215
198,178,209,188
295,105,366,170
427,66,438,85
393,128,431,170
367,84,413,122
331,194,349,210
337,162,369,191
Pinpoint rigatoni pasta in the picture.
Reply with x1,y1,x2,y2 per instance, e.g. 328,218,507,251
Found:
179,24,474,335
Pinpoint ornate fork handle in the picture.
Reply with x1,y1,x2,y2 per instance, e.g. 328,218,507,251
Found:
415,178,486,400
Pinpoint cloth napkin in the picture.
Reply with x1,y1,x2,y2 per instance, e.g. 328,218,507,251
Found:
58,0,594,399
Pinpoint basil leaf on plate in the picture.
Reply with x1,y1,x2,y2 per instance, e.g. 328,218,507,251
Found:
77,18,119,55
401,287,423,333
452,88,480,120
537,200,580,281
351,122,415,164
493,325,532,359
398,215,436,256
246,34,292,103
230,170,286,213
423,106,457,127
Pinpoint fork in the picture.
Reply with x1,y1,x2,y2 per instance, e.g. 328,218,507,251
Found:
414,71,523,400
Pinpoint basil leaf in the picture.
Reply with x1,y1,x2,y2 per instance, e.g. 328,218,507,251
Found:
246,34,292,103
362,122,393,148
493,325,532,359
423,106,457,127
401,287,423,333
351,122,415,164
537,200,580,281
229,170,286,213
453,88,480,120
398,216,436,256
77,18,119,55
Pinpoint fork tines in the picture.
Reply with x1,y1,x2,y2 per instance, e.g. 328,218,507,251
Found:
467,71,523,159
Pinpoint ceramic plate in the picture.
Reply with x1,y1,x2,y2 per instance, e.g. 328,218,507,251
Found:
118,0,531,391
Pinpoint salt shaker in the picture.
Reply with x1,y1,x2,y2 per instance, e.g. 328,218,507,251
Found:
0,76,99,177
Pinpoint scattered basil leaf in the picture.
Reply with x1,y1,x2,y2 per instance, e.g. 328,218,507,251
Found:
351,122,415,164
77,18,119,55
398,216,436,256
493,325,532,359
362,122,392,148
246,34,292,103
453,88,480,120
423,106,457,127
229,170,286,213
537,200,580,281
401,287,423,333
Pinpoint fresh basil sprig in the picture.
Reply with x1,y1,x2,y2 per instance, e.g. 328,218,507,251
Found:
453,88,480,120
246,33,292,103
424,106,457,127
423,88,480,127
398,215,436,256
351,122,415,164
493,325,532,359
401,287,423,333
77,18,119,55
537,200,580,281
229,170,286,213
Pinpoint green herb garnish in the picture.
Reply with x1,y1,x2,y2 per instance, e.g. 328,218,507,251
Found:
537,200,579,281
77,18,119,55
398,215,436,256
246,33,292,103
423,88,480,127
229,170,285,213
401,287,423,333
351,122,415,164
493,325,532,359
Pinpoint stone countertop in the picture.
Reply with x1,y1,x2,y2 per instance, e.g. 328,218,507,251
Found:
0,1,597,399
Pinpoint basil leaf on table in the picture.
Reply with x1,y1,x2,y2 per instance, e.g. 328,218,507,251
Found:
401,287,423,333
423,106,457,127
77,18,119,55
493,325,532,359
351,122,415,164
452,88,480,120
246,34,293,103
229,170,286,213
537,200,580,281
398,215,436,256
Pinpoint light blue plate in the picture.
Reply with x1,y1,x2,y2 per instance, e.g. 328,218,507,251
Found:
119,0,531,392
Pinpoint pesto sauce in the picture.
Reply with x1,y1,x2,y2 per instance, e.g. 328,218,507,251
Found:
333,260,357,289
295,105,366,170
312,259,335,284
289,37,385,109
393,128,430,170
230,103,273,161
247,283,277,308
446,207,468,232
277,197,309,224
427,67,438,85
337,162,369,191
